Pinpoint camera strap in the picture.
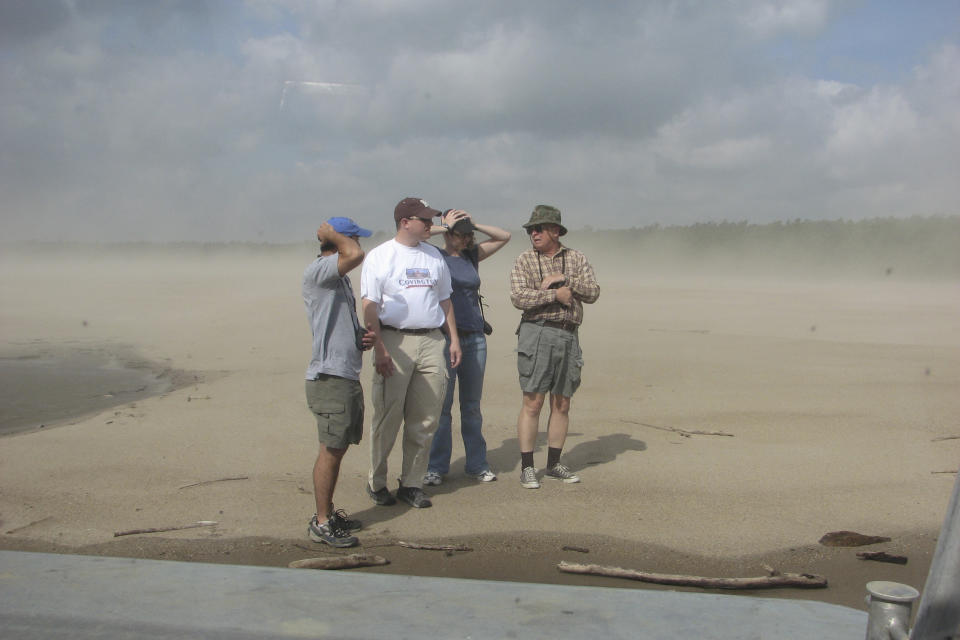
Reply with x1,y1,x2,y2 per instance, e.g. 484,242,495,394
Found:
466,247,490,328
536,250,569,321
536,250,566,283
339,277,363,341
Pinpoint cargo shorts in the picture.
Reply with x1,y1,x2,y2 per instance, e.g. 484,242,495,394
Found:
305,374,364,449
516,321,583,398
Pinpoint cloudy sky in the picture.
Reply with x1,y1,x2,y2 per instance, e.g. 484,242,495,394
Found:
1,0,958,241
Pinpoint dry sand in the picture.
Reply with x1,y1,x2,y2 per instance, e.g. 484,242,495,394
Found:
1,241,958,610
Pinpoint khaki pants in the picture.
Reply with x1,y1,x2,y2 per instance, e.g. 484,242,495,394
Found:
368,329,448,491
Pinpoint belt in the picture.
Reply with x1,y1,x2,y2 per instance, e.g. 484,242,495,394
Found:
381,324,439,335
526,319,579,332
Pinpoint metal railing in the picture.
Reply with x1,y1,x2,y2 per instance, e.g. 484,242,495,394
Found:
865,471,960,640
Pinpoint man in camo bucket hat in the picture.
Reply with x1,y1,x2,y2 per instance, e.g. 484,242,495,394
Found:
509,204,600,489
522,204,567,236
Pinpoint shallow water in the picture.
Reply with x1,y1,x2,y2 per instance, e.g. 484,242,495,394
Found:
0,353,172,436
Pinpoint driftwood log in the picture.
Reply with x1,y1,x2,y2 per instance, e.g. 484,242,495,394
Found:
557,562,827,590
857,551,908,565
397,541,472,552
289,554,389,570
5,516,54,535
113,521,217,537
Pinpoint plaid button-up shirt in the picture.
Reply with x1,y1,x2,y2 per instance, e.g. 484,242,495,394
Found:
509,245,600,326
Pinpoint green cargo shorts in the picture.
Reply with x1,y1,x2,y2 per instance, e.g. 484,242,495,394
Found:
516,321,583,397
305,374,363,449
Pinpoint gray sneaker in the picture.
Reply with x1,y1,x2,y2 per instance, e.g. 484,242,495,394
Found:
545,463,580,483
520,466,540,489
308,515,358,548
423,471,443,486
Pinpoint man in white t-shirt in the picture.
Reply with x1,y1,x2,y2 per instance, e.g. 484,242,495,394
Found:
361,197,462,508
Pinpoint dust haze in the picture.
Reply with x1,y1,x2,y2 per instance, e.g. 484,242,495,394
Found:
1,217,958,609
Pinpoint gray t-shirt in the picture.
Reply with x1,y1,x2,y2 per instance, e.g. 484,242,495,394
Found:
303,254,362,381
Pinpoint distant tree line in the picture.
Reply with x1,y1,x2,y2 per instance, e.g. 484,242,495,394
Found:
6,215,958,278
577,215,960,278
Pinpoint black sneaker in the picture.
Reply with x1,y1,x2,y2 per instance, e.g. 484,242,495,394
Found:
308,515,358,548
367,484,397,506
332,508,362,532
396,484,432,508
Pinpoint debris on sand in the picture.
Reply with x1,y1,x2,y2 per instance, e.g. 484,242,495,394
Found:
818,531,891,547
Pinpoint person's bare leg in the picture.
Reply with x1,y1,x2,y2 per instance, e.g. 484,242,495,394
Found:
313,445,346,518
546,394,570,449
517,391,545,452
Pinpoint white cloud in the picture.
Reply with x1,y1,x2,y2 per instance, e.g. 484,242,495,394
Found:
913,44,960,132
826,87,918,157
0,1,957,241
688,137,774,169
740,0,829,38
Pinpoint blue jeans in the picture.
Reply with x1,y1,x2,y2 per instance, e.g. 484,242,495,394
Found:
428,331,489,475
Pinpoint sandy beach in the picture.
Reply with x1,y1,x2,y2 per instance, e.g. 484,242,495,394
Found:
1,240,957,610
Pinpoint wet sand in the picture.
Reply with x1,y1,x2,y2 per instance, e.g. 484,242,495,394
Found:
0,345,191,436
0,243,957,611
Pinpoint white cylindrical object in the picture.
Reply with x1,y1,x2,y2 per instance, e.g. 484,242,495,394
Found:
864,581,919,640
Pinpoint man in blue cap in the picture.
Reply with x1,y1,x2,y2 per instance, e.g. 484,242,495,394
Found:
303,216,374,547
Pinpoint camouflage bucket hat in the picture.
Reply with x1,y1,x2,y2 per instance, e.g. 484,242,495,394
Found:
522,204,567,236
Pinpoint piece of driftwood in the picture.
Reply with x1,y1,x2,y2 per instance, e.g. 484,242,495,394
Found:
5,516,54,535
179,476,249,490
397,541,472,552
289,554,389,570
620,418,734,438
819,531,891,547
562,545,590,553
931,470,958,475
931,435,960,442
857,551,908,565
648,328,710,334
114,521,218,537
557,562,827,589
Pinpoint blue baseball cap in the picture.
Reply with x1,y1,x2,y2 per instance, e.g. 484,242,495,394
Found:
327,216,372,238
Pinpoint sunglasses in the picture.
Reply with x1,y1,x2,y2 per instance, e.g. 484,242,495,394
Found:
526,224,552,235
406,216,432,225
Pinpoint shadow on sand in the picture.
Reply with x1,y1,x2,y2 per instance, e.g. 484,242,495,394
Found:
346,431,647,529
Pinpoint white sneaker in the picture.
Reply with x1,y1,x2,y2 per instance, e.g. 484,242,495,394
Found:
423,471,443,486
467,469,497,482
520,466,540,489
